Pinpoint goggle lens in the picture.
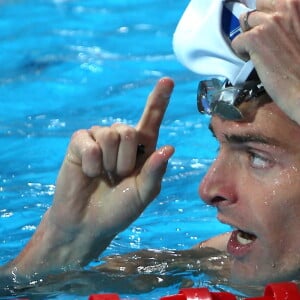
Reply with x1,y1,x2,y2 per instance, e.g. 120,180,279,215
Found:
197,79,265,120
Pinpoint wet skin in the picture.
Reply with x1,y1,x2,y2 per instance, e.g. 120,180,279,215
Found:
199,96,300,285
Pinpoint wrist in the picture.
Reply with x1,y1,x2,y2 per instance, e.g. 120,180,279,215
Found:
8,209,112,283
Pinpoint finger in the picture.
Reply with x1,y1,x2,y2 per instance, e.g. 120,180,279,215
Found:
233,10,269,60
137,145,175,205
136,77,174,149
90,126,120,173
256,0,276,12
68,129,103,177
111,123,139,177
239,10,265,32
240,10,255,32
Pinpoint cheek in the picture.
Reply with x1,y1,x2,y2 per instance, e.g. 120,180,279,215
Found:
276,168,300,222
255,168,300,231
267,167,300,202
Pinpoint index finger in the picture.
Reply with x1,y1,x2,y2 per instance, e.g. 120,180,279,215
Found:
136,77,174,143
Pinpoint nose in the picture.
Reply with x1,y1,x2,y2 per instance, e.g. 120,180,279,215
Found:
199,154,237,206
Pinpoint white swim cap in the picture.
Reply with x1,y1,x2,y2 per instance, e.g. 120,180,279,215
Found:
173,0,256,85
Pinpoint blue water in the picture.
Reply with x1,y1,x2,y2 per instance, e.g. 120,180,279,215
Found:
0,1,230,299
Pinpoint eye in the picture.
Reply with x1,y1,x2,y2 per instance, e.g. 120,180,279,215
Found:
249,151,273,169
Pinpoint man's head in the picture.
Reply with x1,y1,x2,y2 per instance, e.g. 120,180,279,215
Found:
173,0,300,286
199,92,300,284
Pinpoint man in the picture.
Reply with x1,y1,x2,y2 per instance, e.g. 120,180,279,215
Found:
198,85,300,285
1,0,300,295
172,0,300,287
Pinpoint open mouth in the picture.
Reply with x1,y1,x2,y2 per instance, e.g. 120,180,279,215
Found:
227,229,257,257
236,230,257,245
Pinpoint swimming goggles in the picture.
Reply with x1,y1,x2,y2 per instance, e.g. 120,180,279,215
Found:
197,78,265,120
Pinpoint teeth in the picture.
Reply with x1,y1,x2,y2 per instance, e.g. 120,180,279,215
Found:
237,231,255,245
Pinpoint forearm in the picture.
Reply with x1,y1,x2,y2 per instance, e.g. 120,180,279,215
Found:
1,208,113,287
194,232,231,252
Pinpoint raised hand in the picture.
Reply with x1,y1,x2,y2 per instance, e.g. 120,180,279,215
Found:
7,77,175,281
232,0,300,123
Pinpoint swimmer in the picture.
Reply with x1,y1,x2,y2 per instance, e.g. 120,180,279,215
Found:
94,0,300,293
0,0,300,296
200,0,300,286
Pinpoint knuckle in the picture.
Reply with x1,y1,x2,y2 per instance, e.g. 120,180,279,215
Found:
90,125,101,131
290,0,299,8
71,129,87,142
271,11,284,24
111,123,137,142
121,127,137,142
84,142,99,154
102,128,120,146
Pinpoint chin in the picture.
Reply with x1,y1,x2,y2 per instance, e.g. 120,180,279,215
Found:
230,259,299,287
230,260,275,286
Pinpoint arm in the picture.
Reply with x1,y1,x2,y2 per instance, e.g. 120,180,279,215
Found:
232,0,300,124
193,232,231,252
91,247,230,293
0,77,175,287
88,233,231,293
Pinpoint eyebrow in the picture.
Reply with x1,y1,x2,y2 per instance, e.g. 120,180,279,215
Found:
208,123,280,146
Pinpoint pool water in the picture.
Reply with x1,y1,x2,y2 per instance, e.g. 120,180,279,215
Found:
0,0,231,299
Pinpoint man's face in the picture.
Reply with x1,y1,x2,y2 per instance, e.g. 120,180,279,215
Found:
199,98,300,284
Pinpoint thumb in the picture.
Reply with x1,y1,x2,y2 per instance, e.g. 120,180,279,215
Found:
136,145,175,205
